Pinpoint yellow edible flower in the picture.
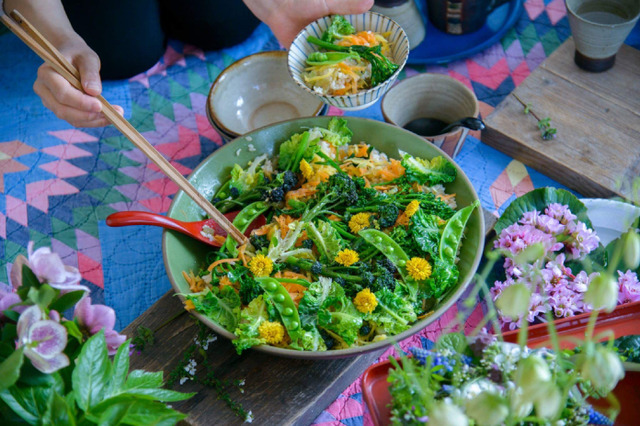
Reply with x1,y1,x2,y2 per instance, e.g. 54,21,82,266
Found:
259,321,285,344
300,159,314,180
184,299,196,311
406,257,432,280
405,200,420,218
349,212,371,233
249,254,274,277
335,249,359,266
354,288,378,314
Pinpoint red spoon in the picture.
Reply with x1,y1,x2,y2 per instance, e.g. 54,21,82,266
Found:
105,211,265,247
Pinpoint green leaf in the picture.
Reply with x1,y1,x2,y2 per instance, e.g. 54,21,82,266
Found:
115,388,194,402
435,332,472,357
94,398,186,426
17,265,41,300
18,362,62,388
108,339,131,396
63,320,83,343
410,211,441,256
1,323,17,343
27,284,57,309
0,347,24,391
72,330,111,411
43,392,76,426
2,310,20,323
124,370,163,390
50,290,86,313
0,382,59,424
494,187,590,235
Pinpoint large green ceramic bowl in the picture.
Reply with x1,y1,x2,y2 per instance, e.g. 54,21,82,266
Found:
162,116,485,359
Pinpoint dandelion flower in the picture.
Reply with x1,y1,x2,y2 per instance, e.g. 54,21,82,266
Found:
300,159,314,180
349,213,371,233
406,257,432,280
354,288,378,313
184,299,196,311
335,249,359,266
405,200,420,218
249,254,274,277
259,321,285,344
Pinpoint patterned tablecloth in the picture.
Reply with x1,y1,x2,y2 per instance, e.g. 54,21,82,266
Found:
0,1,638,425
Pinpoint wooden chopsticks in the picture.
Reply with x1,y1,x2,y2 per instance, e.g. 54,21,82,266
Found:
1,10,248,245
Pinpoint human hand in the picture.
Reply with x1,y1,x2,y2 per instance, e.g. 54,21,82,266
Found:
244,0,374,48
32,38,124,127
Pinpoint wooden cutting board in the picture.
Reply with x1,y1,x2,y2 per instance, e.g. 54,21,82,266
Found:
482,37,640,200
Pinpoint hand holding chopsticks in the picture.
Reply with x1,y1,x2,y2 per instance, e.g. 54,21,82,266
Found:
1,10,248,245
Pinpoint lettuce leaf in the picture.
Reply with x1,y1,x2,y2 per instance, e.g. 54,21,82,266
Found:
372,288,417,335
318,283,363,345
229,154,267,194
188,286,241,331
298,277,334,329
305,220,346,262
410,210,442,257
399,151,457,185
232,296,269,354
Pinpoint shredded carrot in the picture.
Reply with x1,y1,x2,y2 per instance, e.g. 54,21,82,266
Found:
253,224,272,236
281,281,308,306
238,243,248,267
214,235,226,245
207,258,239,272
275,215,295,238
295,230,308,247
375,185,395,191
327,214,342,222
286,185,316,201
417,311,434,320
437,193,457,202
219,276,237,292
182,271,193,287
355,143,369,158
395,212,410,227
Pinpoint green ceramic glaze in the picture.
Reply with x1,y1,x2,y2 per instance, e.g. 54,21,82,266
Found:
162,116,485,359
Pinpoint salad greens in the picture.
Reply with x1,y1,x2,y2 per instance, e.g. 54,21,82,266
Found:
183,118,477,353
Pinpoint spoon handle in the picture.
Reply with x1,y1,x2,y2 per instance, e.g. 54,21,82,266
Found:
106,211,190,234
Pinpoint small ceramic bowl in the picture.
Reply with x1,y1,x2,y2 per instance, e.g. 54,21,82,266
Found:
207,51,325,141
288,12,410,111
381,73,479,158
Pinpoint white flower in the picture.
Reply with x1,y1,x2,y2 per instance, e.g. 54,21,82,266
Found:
429,400,468,426
584,273,618,312
244,410,254,423
496,283,531,319
578,345,625,393
534,382,563,419
465,391,508,426
514,355,551,400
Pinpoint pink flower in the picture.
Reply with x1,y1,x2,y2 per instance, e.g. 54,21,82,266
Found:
572,271,592,293
74,296,126,355
526,292,549,323
0,287,25,320
545,203,577,224
520,211,564,234
564,221,600,259
618,270,640,303
10,243,89,293
16,305,69,373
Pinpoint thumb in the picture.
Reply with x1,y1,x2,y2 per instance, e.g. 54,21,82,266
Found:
324,0,374,15
74,51,102,96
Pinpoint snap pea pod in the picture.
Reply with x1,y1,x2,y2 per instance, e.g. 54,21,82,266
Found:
306,51,360,66
439,200,479,264
358,229,418,300
256,277,303,341
275,278,310,288
224,201,269,256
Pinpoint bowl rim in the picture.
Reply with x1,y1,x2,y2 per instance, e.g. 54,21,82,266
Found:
207,50,326,138
287,11,410,101
162,116,485,359
381,73,480,138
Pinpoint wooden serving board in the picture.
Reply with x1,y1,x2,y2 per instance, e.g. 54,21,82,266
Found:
123,213,496,425
482,37,640,200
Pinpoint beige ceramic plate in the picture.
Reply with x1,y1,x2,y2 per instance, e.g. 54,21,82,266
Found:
162,117,485,359
207,51,325,140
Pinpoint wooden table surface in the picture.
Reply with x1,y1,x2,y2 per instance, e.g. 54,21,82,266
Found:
123,210,497,425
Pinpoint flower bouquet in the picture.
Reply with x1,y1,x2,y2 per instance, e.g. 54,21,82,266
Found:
364,188,640,425
0,243,193,424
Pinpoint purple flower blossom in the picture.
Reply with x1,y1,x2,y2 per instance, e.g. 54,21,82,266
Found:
16,305,69,373
520,210,565,234
572,271,592,293
74,296,126,355
549,286,584,318
0,288,24,320
618,270,640,303
10,243,89,293
564,221,600,259
545,203,577,224
495,224,559,256
526,292,549,323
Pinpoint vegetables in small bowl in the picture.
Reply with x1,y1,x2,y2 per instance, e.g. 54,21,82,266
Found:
288,13,409,111
162,116,484,359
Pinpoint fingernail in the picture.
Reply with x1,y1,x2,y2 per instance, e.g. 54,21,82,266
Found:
85,81,101,92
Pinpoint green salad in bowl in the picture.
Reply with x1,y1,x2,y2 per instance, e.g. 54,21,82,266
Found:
162,117,484,358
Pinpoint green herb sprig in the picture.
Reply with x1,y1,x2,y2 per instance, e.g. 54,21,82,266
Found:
512,93,557,140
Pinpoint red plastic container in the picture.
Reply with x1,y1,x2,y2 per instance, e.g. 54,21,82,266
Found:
362,301,640,426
